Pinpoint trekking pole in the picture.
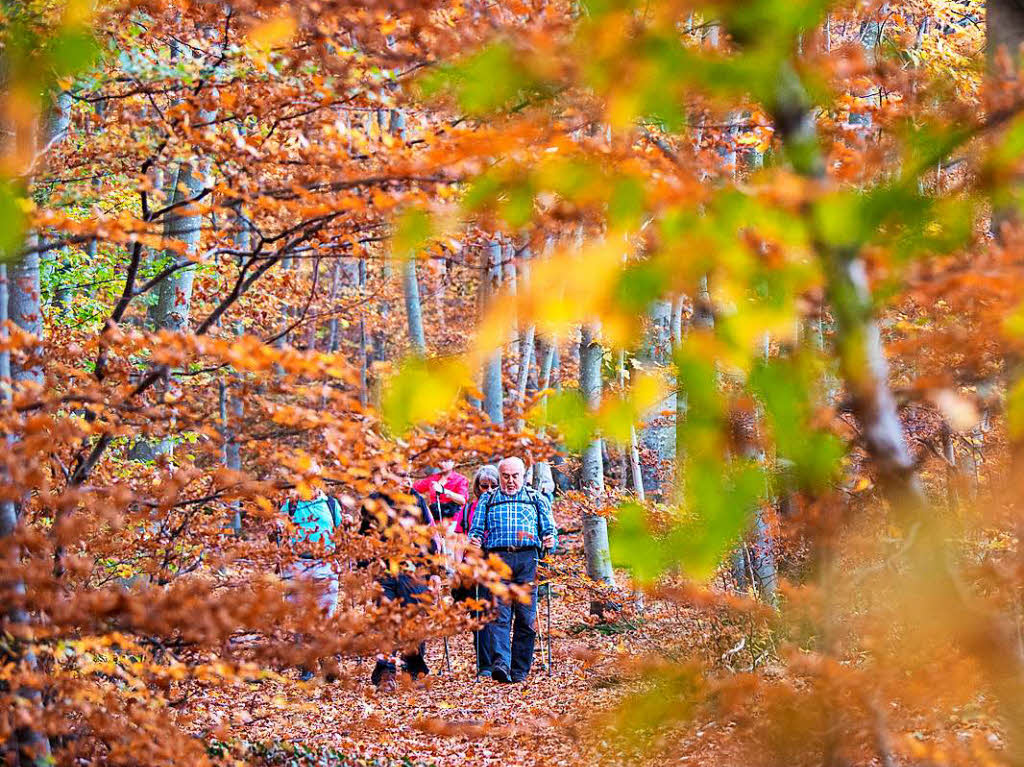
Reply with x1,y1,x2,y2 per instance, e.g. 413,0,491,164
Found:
533,546,547,676
546,569,552,677
432,493,453,676
474,582,481,680
542,546,553,676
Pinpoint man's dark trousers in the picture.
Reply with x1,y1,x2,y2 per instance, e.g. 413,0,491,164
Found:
485,549,538,681
372,574,429,681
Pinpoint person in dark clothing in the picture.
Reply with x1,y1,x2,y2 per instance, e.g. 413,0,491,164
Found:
359,489,440,690
451,465,500,676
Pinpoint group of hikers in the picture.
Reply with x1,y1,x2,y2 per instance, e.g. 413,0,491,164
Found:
278,456,558,688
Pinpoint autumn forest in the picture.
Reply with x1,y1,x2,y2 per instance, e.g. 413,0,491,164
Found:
1,0,1022,765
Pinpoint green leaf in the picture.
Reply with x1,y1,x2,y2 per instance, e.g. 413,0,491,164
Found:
813,191,864,249
0,181,26,261
610,502,669,584
749,356,844,490
530,391,594,452
463,173,502,212
424,42,535,116
500,183,535,229
678,459,766,580
608,176,645,229
612,261,666,316
392,207,432,261
382,356,467,435
1008,378,1024,441
48,28,101,77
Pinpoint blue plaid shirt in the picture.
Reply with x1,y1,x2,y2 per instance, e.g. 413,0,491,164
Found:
467,487,557,550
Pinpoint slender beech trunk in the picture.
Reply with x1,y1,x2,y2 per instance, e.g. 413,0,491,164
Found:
482,241,504,424
639,299,674,498
1,263,52,766
131,160,205,461
1,87,71,767
515,245,535,430
150,162,204,331
402,257,426,356
683,275,715,498
987,0,1024,238
618,350,646,501
503,242,520,384
327,259,342,352
221,212,250,535
738,334,779,603
531,337,557,489
9,91,71,386
580,324,615,586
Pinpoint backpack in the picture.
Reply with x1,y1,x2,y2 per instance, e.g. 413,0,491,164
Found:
477,486,547,545
282,495,342,554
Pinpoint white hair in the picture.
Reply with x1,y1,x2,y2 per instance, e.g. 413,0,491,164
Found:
498,456,525,473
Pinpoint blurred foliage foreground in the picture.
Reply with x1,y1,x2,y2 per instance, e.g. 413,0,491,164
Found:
3,0,1024,766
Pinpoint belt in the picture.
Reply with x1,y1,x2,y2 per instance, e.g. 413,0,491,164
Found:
486,545,537,553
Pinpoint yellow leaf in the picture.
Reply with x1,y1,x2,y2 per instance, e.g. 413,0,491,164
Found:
249,13,296,50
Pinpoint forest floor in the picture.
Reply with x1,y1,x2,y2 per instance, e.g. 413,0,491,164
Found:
178,528,745,767
175,521,1008,767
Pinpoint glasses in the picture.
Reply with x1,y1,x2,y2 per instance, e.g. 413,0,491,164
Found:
478,482,497,491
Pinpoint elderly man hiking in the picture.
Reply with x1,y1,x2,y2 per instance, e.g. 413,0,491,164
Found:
467,457,557,683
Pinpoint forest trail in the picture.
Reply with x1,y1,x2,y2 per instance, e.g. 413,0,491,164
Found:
183,530,706,766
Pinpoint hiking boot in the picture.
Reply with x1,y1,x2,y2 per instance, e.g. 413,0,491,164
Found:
374,669,397,691
492,664,510,683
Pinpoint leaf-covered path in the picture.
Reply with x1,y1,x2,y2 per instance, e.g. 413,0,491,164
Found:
183,533,682,766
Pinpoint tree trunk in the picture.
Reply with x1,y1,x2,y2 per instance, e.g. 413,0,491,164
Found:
8,92,71,385
327,259,342,352
638,299,674,498
988,0,1024,73
504,242,520,384
221,213,250,535
150,162,204,332
681,275,715,499
515,246,536,429
531,337,557,489
580,324,615,585
482,241,504,424
8,240,44,386
402,258,426,356
617,349,646,501
0,263,52,767
3,98,71,766
515,247,535,402
132,161,205,461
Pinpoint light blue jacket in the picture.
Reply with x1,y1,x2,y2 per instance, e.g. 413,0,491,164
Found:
282,496,341,554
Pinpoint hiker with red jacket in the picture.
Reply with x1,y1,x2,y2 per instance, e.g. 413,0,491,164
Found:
413,459,468,520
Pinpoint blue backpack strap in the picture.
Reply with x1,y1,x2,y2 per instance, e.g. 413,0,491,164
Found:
524,487,544,542
488,489,544,542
